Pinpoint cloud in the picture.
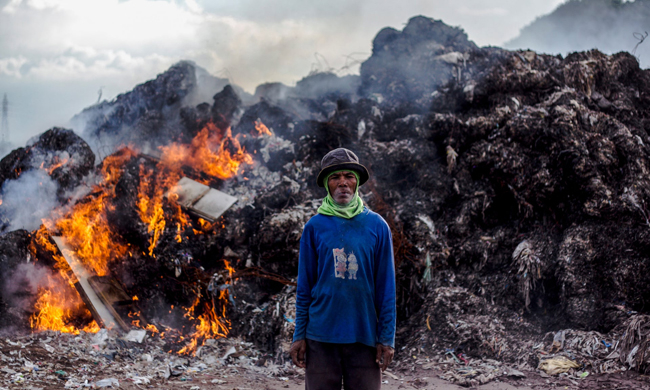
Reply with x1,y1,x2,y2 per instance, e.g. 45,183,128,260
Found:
0,0,569,146
26,50,174,81
0,56,28,77
1,0,203,54
457,6,508,17
0,0,566,85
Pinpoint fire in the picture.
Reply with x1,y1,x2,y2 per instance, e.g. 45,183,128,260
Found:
178,303,229,355
44,149,137,276
29,121,252,343
146,324,159,333
28,151,136,333
84,320,101,333
30,289,79,334
44,156,69,175
176,259,234,355
54,191,127,276
224,260,235,279
137,121,252,254
254,119,272,136
29,274,98,335
101,148,139,186
31,226,73,286
160,123,253,180
137,164,167,256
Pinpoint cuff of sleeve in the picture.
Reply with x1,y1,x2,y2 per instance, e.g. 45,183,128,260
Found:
378,340,395,348
292,333,306,343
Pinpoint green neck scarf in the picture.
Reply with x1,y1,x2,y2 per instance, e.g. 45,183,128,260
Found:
318,170,365,219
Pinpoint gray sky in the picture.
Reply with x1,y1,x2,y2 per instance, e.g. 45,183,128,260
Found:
0,0,565,145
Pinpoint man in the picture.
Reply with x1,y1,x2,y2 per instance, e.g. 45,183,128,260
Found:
290,148,396,390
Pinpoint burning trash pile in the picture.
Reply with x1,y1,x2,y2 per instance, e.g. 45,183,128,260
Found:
1,14,650,388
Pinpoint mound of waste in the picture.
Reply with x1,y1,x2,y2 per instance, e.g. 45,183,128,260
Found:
1,15,650,386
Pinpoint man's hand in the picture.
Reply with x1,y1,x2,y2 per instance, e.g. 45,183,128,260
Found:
375,343,394,371
290,340,307,368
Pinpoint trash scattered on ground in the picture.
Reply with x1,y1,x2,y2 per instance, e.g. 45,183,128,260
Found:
0,331,298,389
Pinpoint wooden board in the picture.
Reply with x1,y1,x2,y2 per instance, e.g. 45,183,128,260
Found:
52,237,122,330
87,276,135,331
167,176,237,222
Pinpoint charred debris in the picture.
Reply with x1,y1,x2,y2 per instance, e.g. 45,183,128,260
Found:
1,15,650,384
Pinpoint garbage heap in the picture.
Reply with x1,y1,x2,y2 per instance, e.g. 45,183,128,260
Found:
1,15,650,385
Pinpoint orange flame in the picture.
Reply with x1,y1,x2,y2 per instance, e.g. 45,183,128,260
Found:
30,289,79,334
31,122,247,340
54,191,127,276
29,150,137,334
146,324,159,333
160,123,253,180
224,260,235,279
45,156,69,175
137,164,166,256
178,303,229,355
32,226,71,282
101,148,139,186
177,260,234,355
29,274,98,335
254,120,272,136
135,121,250,254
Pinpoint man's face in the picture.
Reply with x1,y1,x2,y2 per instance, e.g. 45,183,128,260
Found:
327,171,357,205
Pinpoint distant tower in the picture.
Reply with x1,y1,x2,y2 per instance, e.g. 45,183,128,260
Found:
1,94,8,145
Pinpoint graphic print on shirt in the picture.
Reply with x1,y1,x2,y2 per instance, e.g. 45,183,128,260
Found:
347,253,358,280
333,248,347,279
333,248,358,279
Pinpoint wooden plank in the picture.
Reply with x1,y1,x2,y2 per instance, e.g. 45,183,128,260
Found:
51,237,121,330
167,176,237,222
87,276,135,331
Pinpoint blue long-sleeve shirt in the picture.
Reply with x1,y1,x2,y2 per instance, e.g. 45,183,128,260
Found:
292,207,396,348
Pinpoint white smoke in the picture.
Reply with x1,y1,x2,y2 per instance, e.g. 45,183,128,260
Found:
506,0,650,68
2,262,50,311
0,169,59,231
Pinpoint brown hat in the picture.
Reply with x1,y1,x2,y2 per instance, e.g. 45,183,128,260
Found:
317,148,370,187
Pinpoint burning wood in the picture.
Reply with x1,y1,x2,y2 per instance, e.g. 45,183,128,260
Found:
51,236,124,331
167,177,238,223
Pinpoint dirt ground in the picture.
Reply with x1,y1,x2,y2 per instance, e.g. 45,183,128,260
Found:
106,366,650,390
3,333,650,390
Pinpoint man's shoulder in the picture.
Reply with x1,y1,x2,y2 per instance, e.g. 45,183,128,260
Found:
363,208,390,227
304,213,328,228
303,208,389,230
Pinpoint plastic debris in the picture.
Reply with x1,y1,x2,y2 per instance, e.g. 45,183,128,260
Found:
91,329,110,347
95,378,119,388
538,356,580,375
123,329,147,343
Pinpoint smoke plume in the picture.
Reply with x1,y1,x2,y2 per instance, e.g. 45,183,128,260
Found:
506,0,650,68
0,170,59,232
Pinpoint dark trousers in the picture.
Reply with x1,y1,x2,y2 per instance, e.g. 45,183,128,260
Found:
305,339,381,390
